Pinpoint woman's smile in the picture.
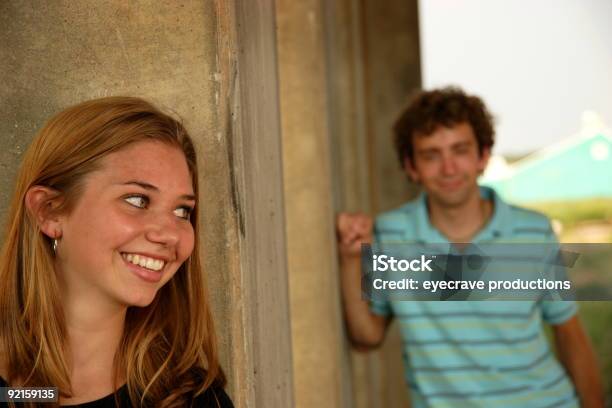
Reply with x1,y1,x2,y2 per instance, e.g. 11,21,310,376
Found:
120,252,168,283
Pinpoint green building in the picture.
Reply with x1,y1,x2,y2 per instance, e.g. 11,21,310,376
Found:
481,131,612,204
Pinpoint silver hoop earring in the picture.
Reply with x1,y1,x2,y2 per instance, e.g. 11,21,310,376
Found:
52,239,58,253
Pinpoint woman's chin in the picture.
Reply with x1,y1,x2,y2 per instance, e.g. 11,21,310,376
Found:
119,290,159,308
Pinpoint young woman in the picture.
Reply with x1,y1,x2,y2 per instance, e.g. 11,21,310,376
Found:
0,97,233,407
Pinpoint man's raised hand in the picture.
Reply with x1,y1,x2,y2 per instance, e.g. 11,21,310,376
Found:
336,213,373,258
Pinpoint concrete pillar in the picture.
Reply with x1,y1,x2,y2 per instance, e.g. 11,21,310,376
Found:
361,0,422,213
230,1,295,406
360,2,421,405
325,0,421,407
275,0,347,407
324,1,374,407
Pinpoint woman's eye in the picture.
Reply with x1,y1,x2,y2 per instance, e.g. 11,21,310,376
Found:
125,195,149,209
174,206,193,220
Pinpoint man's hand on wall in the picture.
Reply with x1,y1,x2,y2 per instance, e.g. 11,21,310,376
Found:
336,212,373,258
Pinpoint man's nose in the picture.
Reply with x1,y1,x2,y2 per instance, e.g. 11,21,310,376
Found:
441,155,457,175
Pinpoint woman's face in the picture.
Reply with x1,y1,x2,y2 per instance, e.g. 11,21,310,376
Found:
56,140,196,308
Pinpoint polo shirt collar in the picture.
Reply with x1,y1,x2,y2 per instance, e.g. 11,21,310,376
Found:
413,186,510,243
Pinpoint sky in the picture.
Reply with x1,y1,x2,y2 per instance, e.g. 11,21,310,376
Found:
419,0,612,155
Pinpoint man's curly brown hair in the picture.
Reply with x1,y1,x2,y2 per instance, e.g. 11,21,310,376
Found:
393,86,495,166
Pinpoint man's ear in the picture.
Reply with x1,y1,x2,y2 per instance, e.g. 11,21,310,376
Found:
403,156,420,183
24,186,64,239
477,146,492,174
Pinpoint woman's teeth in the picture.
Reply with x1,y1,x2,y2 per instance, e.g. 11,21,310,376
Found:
122,253,165,271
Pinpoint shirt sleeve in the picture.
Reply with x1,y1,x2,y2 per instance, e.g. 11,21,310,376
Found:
540,300,578,325
370,298,392,316
539,221,578,325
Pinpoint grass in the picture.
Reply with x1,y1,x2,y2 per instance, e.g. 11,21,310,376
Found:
523,198,612,230
579,302,612,397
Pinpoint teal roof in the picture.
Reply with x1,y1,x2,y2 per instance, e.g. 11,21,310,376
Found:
481,132,612,203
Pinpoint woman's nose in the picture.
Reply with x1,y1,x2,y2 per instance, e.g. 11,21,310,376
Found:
145,213,180,247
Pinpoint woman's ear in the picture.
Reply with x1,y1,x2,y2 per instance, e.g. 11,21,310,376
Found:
24,186,63,239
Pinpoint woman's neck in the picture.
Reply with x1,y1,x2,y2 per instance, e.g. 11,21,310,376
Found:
61,291,127,404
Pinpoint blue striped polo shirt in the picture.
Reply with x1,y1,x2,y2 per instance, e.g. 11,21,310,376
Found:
370,186,578,408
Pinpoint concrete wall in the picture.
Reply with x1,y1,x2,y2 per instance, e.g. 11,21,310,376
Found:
361,0,422,213
360,2,421,406
230,1,295,406
325,0,422,407
0,1,215,227
275,0,347,407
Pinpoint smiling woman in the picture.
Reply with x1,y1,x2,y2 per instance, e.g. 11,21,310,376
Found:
0,97,233,407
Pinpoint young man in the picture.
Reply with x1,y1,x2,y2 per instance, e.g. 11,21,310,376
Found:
337,87,604,407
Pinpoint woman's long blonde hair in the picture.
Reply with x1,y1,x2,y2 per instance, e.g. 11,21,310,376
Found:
0,97,225,406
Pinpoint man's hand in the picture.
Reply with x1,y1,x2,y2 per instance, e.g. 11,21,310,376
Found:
336,212,373,258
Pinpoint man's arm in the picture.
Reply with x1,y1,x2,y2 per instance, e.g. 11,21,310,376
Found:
552,315,604,408
339,254,390,349
337,213,391,349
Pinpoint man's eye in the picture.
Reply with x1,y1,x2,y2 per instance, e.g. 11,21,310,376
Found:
174,206,193,220
125,195,149,209
421,153,438,161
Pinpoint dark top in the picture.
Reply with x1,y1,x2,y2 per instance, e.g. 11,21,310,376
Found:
0,376,234,407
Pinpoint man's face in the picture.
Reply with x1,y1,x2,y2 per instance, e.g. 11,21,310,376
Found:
405,122,490,208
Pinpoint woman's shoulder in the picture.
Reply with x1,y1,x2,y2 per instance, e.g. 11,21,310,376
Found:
193,386,234,408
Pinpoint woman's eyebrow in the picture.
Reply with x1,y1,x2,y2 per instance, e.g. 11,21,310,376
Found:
120,180,196,201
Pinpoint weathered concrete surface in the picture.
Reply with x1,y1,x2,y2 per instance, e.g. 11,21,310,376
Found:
275,0,347,406
359,2,421,406
324,1,373,407
325,0,421,407
325,0,371,215
231,0,295,406
362,0,422,213
0,1,220,246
